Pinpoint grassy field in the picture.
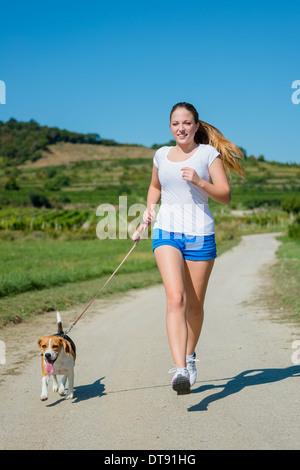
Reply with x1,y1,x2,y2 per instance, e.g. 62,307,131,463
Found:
0,231,240,328
0,142,299,328
272,237,300,323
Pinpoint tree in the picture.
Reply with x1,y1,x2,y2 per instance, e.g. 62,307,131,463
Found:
282,196,300,214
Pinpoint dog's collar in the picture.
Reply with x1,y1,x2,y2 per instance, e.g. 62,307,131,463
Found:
54,333,76,356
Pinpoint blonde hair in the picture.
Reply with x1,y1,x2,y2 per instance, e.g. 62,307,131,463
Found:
170,102,245,177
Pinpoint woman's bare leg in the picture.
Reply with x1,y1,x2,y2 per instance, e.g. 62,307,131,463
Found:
184,258,215,356
154,245,187,368
154,244,215,368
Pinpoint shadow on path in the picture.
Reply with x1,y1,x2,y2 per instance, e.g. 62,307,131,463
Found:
73,377,106,403
189,366,300,412
46,377,106,406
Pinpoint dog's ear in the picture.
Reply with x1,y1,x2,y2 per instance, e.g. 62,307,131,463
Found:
60,338,71,355
37,338,43,349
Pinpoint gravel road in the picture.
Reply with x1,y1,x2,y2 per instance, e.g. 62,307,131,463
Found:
0,232,299,450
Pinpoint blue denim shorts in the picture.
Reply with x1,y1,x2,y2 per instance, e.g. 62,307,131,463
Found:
152,228,217,261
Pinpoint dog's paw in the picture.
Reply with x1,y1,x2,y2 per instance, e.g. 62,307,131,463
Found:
53,385,58,393
65,393,73,400
58,386,65,396
40,395,48,401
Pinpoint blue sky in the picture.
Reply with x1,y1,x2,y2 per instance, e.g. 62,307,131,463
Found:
0,0,299,163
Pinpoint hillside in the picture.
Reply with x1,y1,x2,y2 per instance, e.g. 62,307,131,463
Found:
1,118,298,210
21,141,154,168
0,140,298,211
0,118,103,167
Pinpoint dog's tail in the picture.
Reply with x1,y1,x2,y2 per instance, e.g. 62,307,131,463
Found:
57,311,64,335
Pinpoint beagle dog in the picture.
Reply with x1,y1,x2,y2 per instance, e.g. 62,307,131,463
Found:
37,312,76,401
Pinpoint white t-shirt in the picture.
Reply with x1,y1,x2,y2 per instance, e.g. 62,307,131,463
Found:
153,144,220,236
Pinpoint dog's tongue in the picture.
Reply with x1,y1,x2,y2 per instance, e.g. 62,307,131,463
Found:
45,361,54,374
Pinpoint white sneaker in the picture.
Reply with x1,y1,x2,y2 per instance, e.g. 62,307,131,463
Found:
186,352,199,386
169,367,191,395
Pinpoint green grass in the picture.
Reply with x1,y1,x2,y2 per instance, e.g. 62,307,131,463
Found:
0,233,156,327
0,267,163,328
0,235,156,298
0,231,239,328
272,237,300,323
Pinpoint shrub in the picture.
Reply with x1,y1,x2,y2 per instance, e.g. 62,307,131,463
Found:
282,196,300,214
29,192,51,208
44,173,70,191
288,216,300,240
4,176,19,190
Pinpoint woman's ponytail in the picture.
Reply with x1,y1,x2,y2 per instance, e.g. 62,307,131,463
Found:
196,119,245,177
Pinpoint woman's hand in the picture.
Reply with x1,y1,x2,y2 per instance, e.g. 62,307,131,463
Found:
181,167,201,187
180,158,231,205
143,207,156,224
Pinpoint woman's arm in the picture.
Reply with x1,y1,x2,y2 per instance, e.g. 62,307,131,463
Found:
181,156,231,205
144,164,161,222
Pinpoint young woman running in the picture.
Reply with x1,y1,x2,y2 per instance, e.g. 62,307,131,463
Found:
144,102,244,395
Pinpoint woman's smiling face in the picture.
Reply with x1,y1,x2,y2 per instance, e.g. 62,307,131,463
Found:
170,107,199,146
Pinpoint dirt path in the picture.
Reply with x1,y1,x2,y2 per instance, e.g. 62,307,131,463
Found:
0,232,299,450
